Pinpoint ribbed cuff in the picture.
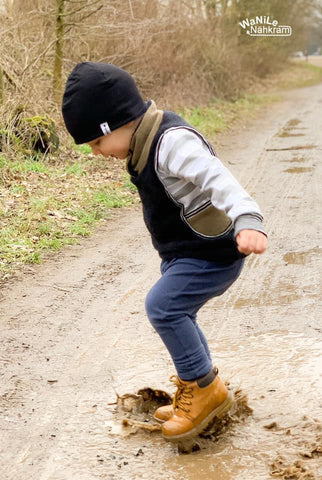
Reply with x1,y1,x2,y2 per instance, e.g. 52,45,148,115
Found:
234,214,267,238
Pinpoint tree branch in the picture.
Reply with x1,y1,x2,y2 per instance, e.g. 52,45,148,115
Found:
75,5,104,23
21,39,57,75
63,0,102,17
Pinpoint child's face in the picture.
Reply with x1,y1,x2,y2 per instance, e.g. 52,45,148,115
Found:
87,123,134,160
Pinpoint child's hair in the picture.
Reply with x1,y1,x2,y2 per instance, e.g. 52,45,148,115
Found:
62,62,148,145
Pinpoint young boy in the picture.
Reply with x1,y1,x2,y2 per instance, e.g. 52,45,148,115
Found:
62,62,267,441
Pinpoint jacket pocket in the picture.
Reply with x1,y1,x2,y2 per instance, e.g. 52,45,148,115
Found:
185,204,232,238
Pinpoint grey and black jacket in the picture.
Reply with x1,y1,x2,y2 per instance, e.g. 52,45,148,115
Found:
127,101,265,263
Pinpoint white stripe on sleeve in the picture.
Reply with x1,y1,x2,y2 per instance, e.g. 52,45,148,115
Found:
155,127,263,222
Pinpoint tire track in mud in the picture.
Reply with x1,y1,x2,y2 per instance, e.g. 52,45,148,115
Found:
207,85,322,341
201,86,322,479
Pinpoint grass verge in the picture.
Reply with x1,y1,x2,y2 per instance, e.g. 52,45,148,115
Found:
181,60,322,140
272,59,322,90
1,59,321,281
181,93,279,140
0,152,137,280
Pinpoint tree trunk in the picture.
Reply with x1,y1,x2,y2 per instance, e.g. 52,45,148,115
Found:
53,0,65,104
0,65,4,104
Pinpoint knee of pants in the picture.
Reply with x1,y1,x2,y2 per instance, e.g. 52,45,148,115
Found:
145,287,164,324
145,285,171,325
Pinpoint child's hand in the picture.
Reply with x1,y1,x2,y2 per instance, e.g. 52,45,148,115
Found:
236,230,267,255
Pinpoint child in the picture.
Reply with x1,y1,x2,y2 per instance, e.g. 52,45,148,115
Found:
62,62,267,441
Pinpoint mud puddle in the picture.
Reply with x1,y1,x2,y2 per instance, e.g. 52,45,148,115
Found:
110,385,251,451
99,332,321,480
276,118,306,138
283,247,321,265
266,145,316,151
282,155,309,163
283,167,314,174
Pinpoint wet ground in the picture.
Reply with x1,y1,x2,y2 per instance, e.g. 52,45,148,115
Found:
0,82,322,479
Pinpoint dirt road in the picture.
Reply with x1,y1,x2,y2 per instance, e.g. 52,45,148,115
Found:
1,83,321,480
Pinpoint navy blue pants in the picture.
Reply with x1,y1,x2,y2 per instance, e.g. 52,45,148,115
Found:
145,257,244,381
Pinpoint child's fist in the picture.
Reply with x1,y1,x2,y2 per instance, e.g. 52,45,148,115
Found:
236,230,267,255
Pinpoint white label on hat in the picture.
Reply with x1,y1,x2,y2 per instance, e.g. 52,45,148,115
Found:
100,122,111,135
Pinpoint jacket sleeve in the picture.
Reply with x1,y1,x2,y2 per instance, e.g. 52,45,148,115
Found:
156,127,267,237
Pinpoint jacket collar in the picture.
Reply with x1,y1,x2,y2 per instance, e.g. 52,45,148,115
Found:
127,100,163,174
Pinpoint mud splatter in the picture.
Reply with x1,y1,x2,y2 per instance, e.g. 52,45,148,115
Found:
270,457,315,479
278,132,305,138
267,416,322,479
283,167,313,174
285,119,302,127
300,442,322,459
0,376,25,410
122,418,161,432
276,119,306,138
282,156,309,163
233,278,303,308
111,385,253,454
116,387,172,416
283,247,321,265
266,145,316,151
177,388,253,454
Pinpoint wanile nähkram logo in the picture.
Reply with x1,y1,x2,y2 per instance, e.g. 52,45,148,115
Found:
239,16,292,36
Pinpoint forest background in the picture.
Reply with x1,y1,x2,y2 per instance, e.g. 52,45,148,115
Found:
0,0,322,281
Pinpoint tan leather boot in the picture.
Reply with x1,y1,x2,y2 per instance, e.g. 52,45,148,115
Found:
161,372,233,441
153,368,220,423
153,404,174,423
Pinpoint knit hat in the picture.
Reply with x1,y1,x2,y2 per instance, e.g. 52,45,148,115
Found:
62,62,148,144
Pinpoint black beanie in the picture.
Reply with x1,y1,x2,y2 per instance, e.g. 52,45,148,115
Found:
62,62,148,144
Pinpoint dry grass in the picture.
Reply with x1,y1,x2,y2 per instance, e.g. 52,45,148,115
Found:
0,148,138,281
1,59,321,282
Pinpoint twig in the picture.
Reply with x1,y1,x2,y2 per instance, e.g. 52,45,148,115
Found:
62,0,102,17
128,0,135,19
21,39,57,75
1,66,19,90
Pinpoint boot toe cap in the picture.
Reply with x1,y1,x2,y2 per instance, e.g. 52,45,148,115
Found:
153,404,174,423
161,415,192,437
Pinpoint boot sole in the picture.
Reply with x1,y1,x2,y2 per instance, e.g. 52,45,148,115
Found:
162,390,234,442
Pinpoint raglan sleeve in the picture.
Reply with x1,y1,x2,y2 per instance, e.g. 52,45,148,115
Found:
156,128,267,238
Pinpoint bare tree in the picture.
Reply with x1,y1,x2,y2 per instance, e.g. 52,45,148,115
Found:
0,0,320,125
53,0,105,103
53,0,65,103
0,65,3,104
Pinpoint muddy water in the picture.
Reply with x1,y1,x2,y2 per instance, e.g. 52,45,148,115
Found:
283,167,314,173
102,332,321,480
283,247,321,265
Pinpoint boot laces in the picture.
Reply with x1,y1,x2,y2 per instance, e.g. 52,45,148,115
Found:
170,375,193,414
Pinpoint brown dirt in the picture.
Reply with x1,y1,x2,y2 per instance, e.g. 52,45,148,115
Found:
0,82,322,479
